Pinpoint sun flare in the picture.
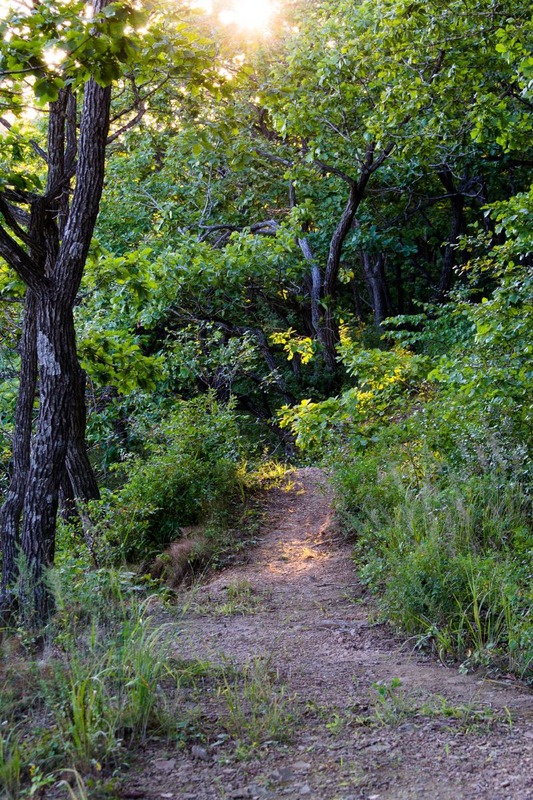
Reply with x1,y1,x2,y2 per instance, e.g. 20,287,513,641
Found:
189,0,278,33
220,0,278,31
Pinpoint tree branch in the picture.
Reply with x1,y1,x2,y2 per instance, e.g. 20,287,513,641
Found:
106,104,146,145
0,224,48,292
0,116,48,163
0,197,36,251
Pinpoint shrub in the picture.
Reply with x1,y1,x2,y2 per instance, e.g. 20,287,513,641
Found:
90,394,245,562
334,432,533,676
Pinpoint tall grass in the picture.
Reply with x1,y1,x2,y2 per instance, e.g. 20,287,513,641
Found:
332,430,533,678
218,657,295,748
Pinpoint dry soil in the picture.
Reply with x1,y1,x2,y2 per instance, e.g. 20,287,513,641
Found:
120,468,533,800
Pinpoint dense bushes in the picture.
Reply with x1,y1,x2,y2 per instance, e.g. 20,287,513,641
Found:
88,394,245,563
333,431,533,675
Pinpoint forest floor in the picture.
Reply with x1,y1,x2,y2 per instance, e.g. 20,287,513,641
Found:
120,468,533,800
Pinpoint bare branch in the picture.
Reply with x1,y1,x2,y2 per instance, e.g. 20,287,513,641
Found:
106,104,146,145
0,197,30,226
0,224,48,292
254,148,293,167
313,156,356,185
0,197,36,251
366,141,395,175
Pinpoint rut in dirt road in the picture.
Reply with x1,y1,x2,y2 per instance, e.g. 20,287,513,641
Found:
122,468,533,800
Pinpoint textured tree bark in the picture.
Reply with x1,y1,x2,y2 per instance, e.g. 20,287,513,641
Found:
66,363,100,504
19,301,73,624
362,252,391,328
0,41,111,625
19,73,111,624
0,292,37,611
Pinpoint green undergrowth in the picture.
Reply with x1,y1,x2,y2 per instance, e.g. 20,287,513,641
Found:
82,394,247,564
58,392,290,589
331,417,533,678
0,574,198,798
0,446,292,798
0,568,294,798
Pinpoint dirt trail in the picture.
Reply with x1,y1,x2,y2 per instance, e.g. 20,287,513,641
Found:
122,468,533,800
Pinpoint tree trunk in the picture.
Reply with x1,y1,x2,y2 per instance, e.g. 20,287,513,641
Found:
0,292,37,612
350,276,364,322
65,363,100,503
290,142,394,374
19,301,74,624
0,55,111,626
437,168,466,298
395,261,405,315
362,252,390,328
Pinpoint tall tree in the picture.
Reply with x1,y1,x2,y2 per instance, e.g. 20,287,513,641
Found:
0,0,215,625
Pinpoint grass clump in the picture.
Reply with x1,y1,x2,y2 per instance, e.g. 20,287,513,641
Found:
190,579,268,617
370,678,506,733
0,568,214,797
0,730,22,800
218,656,296,751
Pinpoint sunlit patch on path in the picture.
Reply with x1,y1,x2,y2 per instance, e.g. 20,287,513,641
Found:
121,468,533,800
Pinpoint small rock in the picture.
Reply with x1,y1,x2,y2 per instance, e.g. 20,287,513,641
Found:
299,785,312,796
293,761,311,772
247,784,269,799
153,758,176,773
270,768,296,784
191,745,210,761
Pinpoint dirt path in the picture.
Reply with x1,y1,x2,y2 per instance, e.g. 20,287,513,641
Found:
122,468,533,800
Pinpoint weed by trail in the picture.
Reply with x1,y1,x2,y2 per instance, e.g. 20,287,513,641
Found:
369,678,510,733
217,656,296,753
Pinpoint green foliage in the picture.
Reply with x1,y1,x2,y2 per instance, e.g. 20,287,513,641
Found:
0,0,217,116
343,448,533,674
279,343,430,452
0,1,143,101
91,394,244,561
281,180,533,678
0,0,532,691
